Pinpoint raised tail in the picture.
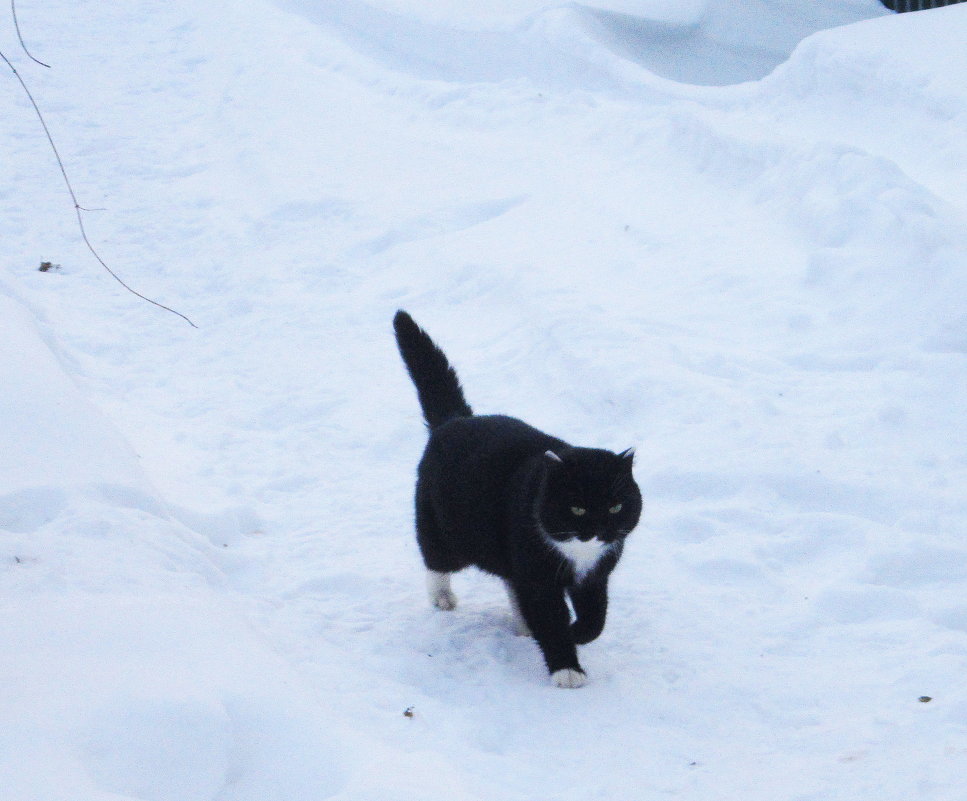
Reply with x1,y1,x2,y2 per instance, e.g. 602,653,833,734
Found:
393,310,472,429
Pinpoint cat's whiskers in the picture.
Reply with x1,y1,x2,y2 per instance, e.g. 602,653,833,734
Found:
554,552,570,584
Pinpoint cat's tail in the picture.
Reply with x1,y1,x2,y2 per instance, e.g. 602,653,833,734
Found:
393,310,473,429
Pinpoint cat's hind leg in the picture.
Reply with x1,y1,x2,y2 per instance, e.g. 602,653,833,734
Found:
503,580,531,636
416,484,459,610
426,570,457,610
551,668,587,689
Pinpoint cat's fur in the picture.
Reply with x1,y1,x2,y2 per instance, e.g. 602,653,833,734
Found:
393,310,642,688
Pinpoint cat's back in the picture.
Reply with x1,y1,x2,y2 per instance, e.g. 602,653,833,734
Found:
420,415,564,502
428,414,562,467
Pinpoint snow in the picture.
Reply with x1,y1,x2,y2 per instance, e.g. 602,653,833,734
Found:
2,0,966,799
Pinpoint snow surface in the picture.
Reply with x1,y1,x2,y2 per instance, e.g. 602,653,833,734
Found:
2,0,967,799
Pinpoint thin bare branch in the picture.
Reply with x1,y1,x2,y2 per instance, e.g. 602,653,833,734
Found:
1,48,198,328
11,0,50,68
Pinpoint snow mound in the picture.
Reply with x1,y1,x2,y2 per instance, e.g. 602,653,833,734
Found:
576,0,890,85
276,0,888,88
0,291,153,498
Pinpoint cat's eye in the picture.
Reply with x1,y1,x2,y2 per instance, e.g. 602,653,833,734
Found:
609,503,623,514
570,506,587,517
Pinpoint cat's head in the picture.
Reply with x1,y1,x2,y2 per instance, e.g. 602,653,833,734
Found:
537,446,641,548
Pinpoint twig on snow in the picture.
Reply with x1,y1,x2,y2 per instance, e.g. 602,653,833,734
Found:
11,0,49,68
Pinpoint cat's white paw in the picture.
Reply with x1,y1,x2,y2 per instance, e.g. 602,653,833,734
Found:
432,588,458,610
551,668,587,689
427,571,457,610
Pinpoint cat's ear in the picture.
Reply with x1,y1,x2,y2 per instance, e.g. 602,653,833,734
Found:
618,448,635,468
544,450,564,465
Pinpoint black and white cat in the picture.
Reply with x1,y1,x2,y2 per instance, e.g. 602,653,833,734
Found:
393,311,642,688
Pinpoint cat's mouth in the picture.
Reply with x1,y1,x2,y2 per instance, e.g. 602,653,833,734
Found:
547,531,611,545
574,532,623,546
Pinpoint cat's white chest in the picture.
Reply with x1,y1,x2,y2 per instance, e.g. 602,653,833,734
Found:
552,537,607,582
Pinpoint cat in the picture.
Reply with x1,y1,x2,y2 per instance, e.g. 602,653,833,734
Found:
393,310,642,688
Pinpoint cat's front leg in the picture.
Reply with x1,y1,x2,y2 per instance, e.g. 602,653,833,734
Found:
514,581,585,688
568,577,609,645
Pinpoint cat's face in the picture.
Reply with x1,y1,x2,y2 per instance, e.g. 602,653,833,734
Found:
537,447,641,548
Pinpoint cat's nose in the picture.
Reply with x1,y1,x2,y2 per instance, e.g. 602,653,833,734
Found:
577,532,595,542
